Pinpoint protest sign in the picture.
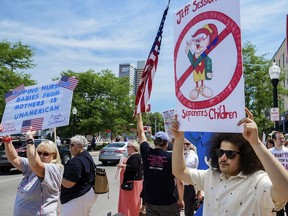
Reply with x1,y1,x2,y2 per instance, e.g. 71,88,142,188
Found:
174,0,245,132
162,109,176,139
0,76,78,135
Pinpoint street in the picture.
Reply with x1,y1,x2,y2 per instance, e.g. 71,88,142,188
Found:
0,153,123,216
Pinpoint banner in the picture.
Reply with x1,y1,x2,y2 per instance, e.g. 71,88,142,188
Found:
0,76,78,135
174,0,245,132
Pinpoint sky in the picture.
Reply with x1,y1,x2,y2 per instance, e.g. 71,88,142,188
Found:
0,0,287,113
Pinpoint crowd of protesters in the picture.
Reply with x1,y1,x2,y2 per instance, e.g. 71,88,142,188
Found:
4,108,288,216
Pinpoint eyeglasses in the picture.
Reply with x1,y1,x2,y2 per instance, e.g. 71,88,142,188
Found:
37,151,54,157
215,149,240,159
70,143,77,147
184,143,191,146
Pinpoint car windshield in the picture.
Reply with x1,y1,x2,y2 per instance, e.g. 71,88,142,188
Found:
107,143,126,148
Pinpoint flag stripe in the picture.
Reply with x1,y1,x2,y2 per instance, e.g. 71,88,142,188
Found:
4,84,25,103
21,117,44,133
134,1,170,115
58,76,79,91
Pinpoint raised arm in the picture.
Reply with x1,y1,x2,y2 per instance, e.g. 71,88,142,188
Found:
137,113,147,144
4,137,22,171
176,178,185,211
171,117,194,185
26,130,45,178
238,108,288,202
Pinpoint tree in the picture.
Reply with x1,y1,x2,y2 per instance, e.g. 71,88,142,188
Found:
0,40,36,119
242,41,288,134
56,69,134,138
0,40,35,72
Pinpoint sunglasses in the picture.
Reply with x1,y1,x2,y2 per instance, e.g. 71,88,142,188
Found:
215,149,240,159
127,145,132,148
37,151,53,157
184,143,191,146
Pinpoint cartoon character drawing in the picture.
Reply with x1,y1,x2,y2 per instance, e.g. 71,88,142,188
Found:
185,23,218,100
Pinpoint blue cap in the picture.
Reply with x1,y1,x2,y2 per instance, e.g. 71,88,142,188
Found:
153,131,169,141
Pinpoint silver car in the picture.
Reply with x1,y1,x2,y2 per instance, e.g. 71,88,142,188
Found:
99,142,128,165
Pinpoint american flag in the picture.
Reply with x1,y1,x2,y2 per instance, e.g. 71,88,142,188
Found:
21,117,44,133
4,84,25,103
134,0,170,115
58,75,79,91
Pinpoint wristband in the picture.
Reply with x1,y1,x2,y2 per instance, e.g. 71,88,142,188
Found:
26,139,34,145
3,137,13,143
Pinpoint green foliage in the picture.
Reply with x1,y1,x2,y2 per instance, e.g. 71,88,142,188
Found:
56,69,135,138
0,40,35,119
0,40,35,72
242,41,288,134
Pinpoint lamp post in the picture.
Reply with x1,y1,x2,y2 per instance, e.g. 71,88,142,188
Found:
72,107,77,136
269,61,281,130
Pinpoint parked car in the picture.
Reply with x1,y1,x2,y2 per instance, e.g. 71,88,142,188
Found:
99,142,129,165
0,138,71,173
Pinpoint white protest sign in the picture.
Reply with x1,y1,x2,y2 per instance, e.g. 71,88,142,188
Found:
162,109,176,139
174,0,245,132
0,76,78,135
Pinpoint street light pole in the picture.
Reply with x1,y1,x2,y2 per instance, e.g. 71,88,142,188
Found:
72,107,77,136
269,61,281,130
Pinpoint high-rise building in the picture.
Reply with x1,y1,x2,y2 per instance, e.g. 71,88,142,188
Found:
119,63,136,96
119,61,146,96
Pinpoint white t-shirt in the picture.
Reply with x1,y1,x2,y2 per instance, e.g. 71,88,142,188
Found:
14,158,63,216
184,150,199,169
269,146,288,170
190,168,278,216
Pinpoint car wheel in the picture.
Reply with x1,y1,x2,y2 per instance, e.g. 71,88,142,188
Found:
0,167,11,173
102,161,108,165
62,154,71,164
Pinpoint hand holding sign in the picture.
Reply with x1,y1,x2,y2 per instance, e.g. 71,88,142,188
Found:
25,126,36,140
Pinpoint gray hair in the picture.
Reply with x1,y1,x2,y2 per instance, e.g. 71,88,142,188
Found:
128,140,140,152
71,135,88,148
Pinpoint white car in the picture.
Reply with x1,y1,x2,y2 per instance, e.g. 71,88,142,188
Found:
99,142,129,165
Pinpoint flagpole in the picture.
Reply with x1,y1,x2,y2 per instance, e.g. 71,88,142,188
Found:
54,128,57,143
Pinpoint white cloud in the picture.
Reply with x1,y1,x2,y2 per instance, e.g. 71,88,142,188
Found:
0,0,286,112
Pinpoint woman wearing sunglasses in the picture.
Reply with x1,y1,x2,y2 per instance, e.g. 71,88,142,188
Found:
117,140,143,216
172,108,288,215
60,135,97,216
3,129,63,216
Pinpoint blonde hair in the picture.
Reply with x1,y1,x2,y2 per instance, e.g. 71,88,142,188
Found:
128,140,140,152
36,140,62,166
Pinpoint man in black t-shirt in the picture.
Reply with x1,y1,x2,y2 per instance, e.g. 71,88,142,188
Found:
137,114,183,216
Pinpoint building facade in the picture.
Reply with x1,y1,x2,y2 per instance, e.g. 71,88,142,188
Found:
119,63,136,96
119,61,145,96
272,38,288,131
